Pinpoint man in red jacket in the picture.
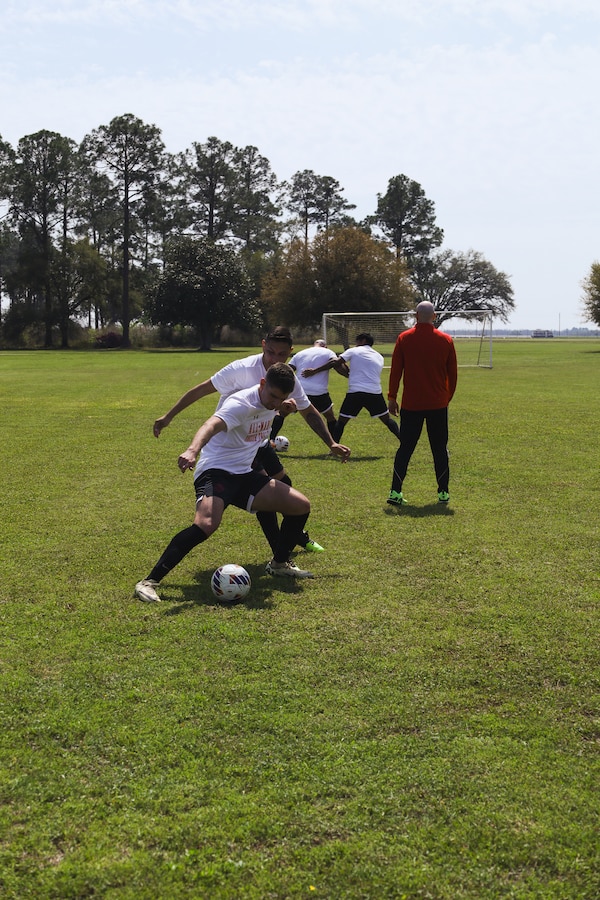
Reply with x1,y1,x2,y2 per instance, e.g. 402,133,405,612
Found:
386,301,458,506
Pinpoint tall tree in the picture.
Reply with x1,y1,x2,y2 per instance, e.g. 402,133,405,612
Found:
182,136,238,241
7,130,78,346
313,175,356,235
232,144,281,253
283,170,355,245
581,261,600,327
374,174,444,268
81,114,165,347
412,249,515,323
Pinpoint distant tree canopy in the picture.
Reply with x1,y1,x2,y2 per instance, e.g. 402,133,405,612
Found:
263,227,415,328
412,249,515,324
0,116,519,348
149,236,260,350
581,261,600,327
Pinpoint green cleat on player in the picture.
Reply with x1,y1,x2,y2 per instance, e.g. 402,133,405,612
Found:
438,491,450,503
387,490,407,507
304,539,325,553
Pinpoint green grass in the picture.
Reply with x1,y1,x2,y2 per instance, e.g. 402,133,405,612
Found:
1,340,599,899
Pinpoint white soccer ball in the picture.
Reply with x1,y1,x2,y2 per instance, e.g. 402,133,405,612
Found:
211,564,251,601
274,435,290,452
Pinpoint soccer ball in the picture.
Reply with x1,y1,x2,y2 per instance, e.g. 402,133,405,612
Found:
211,564,251,601
274,435,290,452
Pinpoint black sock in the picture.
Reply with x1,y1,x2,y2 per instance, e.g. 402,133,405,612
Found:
273,513,310,563
332,420,346,443
327,419,337,437
256,511,280,554
277,474,308,549
148,524,208,583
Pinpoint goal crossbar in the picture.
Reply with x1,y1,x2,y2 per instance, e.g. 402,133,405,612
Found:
322,310,493,368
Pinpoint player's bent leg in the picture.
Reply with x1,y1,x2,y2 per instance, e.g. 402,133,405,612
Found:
251,479,310,516
380,412,400,439
253,482,314,578
135,499,223,601
333,415,351,443
275,473,324,552
193,494,225,536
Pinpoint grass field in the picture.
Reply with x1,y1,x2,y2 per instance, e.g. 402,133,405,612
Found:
1,340,599,899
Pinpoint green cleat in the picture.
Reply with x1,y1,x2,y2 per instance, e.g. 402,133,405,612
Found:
438,491,450,503
304,539,325,553
387,490,407,507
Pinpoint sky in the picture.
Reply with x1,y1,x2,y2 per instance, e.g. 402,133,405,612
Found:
2,0,599,331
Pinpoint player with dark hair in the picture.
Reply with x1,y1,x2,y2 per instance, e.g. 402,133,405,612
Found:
301,332,400,443
136,364,318,603
153,326,350,556
386,301,458,506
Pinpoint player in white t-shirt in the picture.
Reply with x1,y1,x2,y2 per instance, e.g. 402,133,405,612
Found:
152,327,350,556
269,339,348,440
302,333,400,443
135,364,318,603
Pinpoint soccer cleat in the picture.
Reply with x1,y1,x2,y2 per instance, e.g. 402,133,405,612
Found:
135,579,161,603
304,539,325,553
438,491,450,503
387,490,407,507
266,559,314,579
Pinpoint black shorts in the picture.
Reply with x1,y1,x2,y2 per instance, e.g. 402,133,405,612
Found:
307,392,334,414
194,468,271,513
252,442,284,477
339,391,388,419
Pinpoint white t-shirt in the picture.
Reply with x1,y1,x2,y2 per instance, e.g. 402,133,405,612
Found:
194,385,276,478
289,346,338,395
210,353,310,411
340,345,385,394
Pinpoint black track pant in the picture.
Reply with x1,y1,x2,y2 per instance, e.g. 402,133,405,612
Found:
391,407,449,494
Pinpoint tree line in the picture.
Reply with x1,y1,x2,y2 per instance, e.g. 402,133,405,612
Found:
0,113,515,349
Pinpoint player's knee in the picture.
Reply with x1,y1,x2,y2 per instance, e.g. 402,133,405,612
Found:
292,491,310,515
193,510,220,536
280,473,292,487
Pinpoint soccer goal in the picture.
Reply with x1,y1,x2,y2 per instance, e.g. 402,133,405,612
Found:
322,310,494,368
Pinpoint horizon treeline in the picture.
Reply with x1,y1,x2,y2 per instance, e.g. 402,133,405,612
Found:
0,113,514,349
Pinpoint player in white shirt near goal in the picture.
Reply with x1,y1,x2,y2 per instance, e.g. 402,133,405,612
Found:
269,339,348,442
302,332,400,443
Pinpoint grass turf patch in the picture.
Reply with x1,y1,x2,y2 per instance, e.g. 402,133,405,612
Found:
1,341,599,898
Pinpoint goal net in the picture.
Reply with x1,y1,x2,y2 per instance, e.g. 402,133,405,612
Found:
322,310,493,368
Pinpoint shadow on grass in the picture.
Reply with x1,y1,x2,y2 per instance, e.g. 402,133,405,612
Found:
159,563,305,614
384,503,455,519
284,453,385,463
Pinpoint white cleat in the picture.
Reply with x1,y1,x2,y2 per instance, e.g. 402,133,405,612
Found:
135,579,161,603
265,559,314,579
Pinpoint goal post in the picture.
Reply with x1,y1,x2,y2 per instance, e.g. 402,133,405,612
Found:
321,310,494,368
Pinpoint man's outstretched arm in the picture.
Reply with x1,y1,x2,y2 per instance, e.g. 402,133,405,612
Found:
154,379,218,437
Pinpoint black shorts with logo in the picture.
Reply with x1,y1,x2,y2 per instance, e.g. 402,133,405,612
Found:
194,468,271,513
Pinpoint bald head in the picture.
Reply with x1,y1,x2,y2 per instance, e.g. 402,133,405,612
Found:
416,301,436,323
314,339,327,347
